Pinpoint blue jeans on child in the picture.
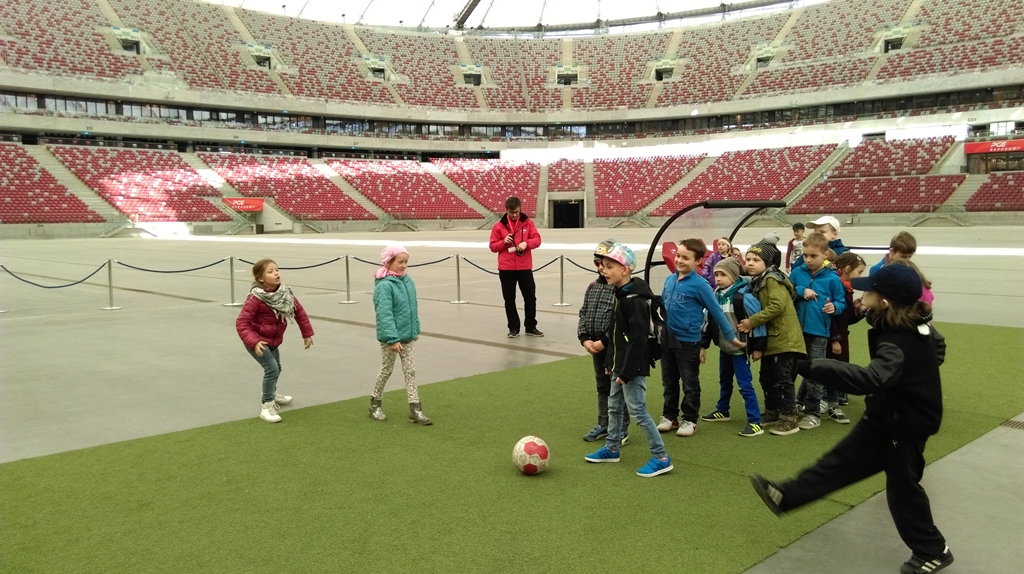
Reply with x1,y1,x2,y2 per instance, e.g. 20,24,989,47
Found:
715,352,761,424
800,334,837,417
660,341,702,423
246,344,281,403
606,372,667,458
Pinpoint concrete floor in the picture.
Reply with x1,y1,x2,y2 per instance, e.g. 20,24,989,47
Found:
1,225,1022,572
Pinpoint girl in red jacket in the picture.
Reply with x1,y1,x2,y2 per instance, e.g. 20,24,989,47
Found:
236,259,314,423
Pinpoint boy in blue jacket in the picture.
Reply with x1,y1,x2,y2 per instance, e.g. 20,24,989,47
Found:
789,232,847,429
700,257,767,437
658,238,744,438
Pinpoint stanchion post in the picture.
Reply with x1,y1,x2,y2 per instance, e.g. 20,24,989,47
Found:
450,254,468,304
339,254,358,304
101,259,122,310
552,255,571,307
222,256,242,307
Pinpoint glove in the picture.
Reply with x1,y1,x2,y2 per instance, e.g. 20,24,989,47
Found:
795,359,813,377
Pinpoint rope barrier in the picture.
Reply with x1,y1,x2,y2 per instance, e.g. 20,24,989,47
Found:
350,256,379,266
409,256,452,268
566,258,600,274
0,262,108,289
115,258,227,274
460,257,500,276
532,257,559,272
235,257,342,270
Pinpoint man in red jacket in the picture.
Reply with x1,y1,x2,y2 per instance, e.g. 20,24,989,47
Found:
489,196,543,338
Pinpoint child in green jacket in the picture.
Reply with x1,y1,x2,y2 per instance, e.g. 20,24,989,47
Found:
370,245,431,425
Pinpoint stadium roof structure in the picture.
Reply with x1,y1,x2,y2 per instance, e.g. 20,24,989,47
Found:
213,0,824,35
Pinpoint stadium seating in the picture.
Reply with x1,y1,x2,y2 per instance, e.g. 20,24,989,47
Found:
0,0,142,80
831,137,955,177
742,58,875,97
651,145,837,216
876,36,1024,81
198,154,376,221
789,175,966,214
594,155,706,218
781,0,910,63
914,0,1024,48
236,9,395,105
519,39,564,112
50,146,230,222
964,172,1024,212
430,159,540,214
572,33,669,110
656,14,788,107
0,144,105,224
465,38,529,110
547,160,585,192
356,29,478,109
326,160,481,219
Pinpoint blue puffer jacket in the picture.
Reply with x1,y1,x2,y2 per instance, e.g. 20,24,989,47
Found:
373,274,420,344
789,264,846,338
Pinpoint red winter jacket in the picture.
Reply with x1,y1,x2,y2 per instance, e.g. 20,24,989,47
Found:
235,291,314,349
489,213,542,271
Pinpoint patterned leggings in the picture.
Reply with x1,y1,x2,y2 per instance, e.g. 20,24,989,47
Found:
373,341,419,403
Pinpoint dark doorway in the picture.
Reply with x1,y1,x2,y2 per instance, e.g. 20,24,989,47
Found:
552,201,583,228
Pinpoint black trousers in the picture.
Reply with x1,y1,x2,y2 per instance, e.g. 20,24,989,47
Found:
779,420,947,557
758,352,800,416
660,342,702,423
498,270,536,332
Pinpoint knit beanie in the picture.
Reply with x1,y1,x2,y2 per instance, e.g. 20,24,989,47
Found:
714,257,743,283
762,231,781,245
747,237,781,269
604,243,636,271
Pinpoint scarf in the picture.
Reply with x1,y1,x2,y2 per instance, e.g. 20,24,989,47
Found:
250,284,296,323
374,244,409,279
747,265,788,296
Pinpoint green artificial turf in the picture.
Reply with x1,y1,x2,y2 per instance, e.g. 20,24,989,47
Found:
2,322,1021,573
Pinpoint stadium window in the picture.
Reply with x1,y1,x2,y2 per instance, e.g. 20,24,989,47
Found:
557,73,578,86
884,38,904,53
756,56,772,69
991,121,1013,136
655,68,673,81
119,39,140,54
194,110,211,121
991,86,1020,102
254,56,272,69
370,67,386,80
463,73,481,86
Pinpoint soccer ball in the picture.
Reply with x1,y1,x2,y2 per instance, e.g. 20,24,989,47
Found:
512,436,550,475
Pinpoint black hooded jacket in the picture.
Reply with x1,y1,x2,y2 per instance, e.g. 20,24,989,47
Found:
604,277,655,383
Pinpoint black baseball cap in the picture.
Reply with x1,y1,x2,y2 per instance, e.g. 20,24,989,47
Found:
850,264,922,304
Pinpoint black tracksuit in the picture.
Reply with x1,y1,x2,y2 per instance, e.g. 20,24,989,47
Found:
782,314,948,558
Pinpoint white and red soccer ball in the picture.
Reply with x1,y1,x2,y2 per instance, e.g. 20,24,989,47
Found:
512,436,550,475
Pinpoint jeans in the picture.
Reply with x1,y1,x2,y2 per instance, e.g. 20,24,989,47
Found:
607,373,666,458
779,421,946,557
592,351,629,431
498,270,537,332
660,342,702,423
246,344,281,404
799,334,837,417
758,352,800,416
715,352,761,424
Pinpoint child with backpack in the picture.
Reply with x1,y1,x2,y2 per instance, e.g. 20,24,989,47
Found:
700,257,768,437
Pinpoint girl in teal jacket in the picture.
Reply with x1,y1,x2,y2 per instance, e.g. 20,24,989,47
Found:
370,245,431,425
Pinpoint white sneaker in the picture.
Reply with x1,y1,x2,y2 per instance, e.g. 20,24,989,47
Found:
274,394,293,406
260,401,282,423
656,416,679,432
676,420,697,437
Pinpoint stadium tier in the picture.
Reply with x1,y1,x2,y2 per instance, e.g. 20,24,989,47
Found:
3,0,1018,110
650,145,837,216
197,154,377,221
49,146,230,222
831,137,956,177
789,174,966,214
547,160,585,192
964,172,1024,212
0,143,105,224
325,160,481,220
430,159,540,215
594,155,707,218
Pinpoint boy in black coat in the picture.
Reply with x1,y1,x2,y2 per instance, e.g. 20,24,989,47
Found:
750,264,953,574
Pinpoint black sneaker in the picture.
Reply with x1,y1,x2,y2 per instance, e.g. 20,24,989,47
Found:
900,547,953,574
507,331,520,338
837,393,850,406
583,424,608,442
525,328,544,337
700,410,731,422
750,474,784,516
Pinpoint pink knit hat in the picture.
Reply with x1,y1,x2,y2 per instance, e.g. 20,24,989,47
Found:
374,244,409,279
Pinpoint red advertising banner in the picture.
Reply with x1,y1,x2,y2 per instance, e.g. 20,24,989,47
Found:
224,197,264,212
964,140,1024,154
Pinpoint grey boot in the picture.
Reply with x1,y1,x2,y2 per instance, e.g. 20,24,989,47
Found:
369,398,387,421
408,402,432,425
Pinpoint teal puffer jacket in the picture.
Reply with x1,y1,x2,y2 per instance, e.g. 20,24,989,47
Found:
373,274,420,344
